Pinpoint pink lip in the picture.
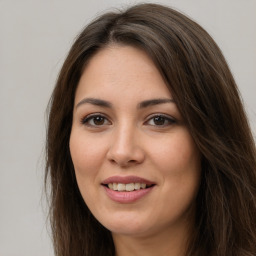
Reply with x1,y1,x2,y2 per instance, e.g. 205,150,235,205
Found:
101,175,156,203
103,186,154,203
102,175,155,185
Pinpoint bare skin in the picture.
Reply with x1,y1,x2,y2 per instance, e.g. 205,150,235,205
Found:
70,44,201,256
113,208,194,256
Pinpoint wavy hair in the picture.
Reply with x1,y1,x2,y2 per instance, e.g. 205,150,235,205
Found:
45,3,256,256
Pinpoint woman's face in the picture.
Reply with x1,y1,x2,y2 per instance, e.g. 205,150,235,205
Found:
70,45,201,238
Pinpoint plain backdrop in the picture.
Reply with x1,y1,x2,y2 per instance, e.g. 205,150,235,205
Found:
0,0,255,255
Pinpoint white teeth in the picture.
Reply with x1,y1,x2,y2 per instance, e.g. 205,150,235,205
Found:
117,183,126,191
134,183,140,190
113,183,118,191
107,183,148,191
141,183,146,189
126,183,135,191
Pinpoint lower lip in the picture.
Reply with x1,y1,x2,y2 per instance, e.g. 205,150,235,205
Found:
103,186,154,203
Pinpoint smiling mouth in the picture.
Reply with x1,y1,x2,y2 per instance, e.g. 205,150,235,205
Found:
102,176,155,203
104,183,154,192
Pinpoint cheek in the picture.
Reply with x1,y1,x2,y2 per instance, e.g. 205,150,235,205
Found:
149,130,200,174
148,129,202,211
69,131,103,205
69,131,106,176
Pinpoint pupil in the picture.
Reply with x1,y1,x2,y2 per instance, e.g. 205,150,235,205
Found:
94,116,104,125
154,116,165,125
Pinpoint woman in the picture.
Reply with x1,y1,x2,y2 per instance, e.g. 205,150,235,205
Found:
45,3,256,256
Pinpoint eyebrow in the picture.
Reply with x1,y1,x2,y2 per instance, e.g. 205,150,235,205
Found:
76,98,112,109
75,97,175,109
138,98,175,108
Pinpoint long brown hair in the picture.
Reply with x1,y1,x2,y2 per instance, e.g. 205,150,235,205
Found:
45,3,256,256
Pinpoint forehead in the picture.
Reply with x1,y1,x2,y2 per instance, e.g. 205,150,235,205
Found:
75,45,172,104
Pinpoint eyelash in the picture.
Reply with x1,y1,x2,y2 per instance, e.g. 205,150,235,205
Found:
80,114,176,127
80,113,111,127
145,114,176,127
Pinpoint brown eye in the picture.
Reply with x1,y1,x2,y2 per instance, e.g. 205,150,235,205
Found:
81,114,111,126
93,116,105,125
153,116,166,125
146,114,176,127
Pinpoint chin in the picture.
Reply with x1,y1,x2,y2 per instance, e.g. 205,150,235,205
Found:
101,215,150,236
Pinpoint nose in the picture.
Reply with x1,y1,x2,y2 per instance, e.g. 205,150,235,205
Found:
106,124,145,167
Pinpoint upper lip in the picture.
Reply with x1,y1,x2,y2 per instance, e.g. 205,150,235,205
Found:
102,175,155,185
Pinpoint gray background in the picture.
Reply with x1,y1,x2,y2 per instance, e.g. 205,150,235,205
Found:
0,0,255,255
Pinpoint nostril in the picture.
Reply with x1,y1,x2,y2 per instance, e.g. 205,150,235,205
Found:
128,160,137,163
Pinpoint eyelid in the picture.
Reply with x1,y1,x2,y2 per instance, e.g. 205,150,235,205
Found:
80,113,112,126
79,112,176,128
144,113,176,126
